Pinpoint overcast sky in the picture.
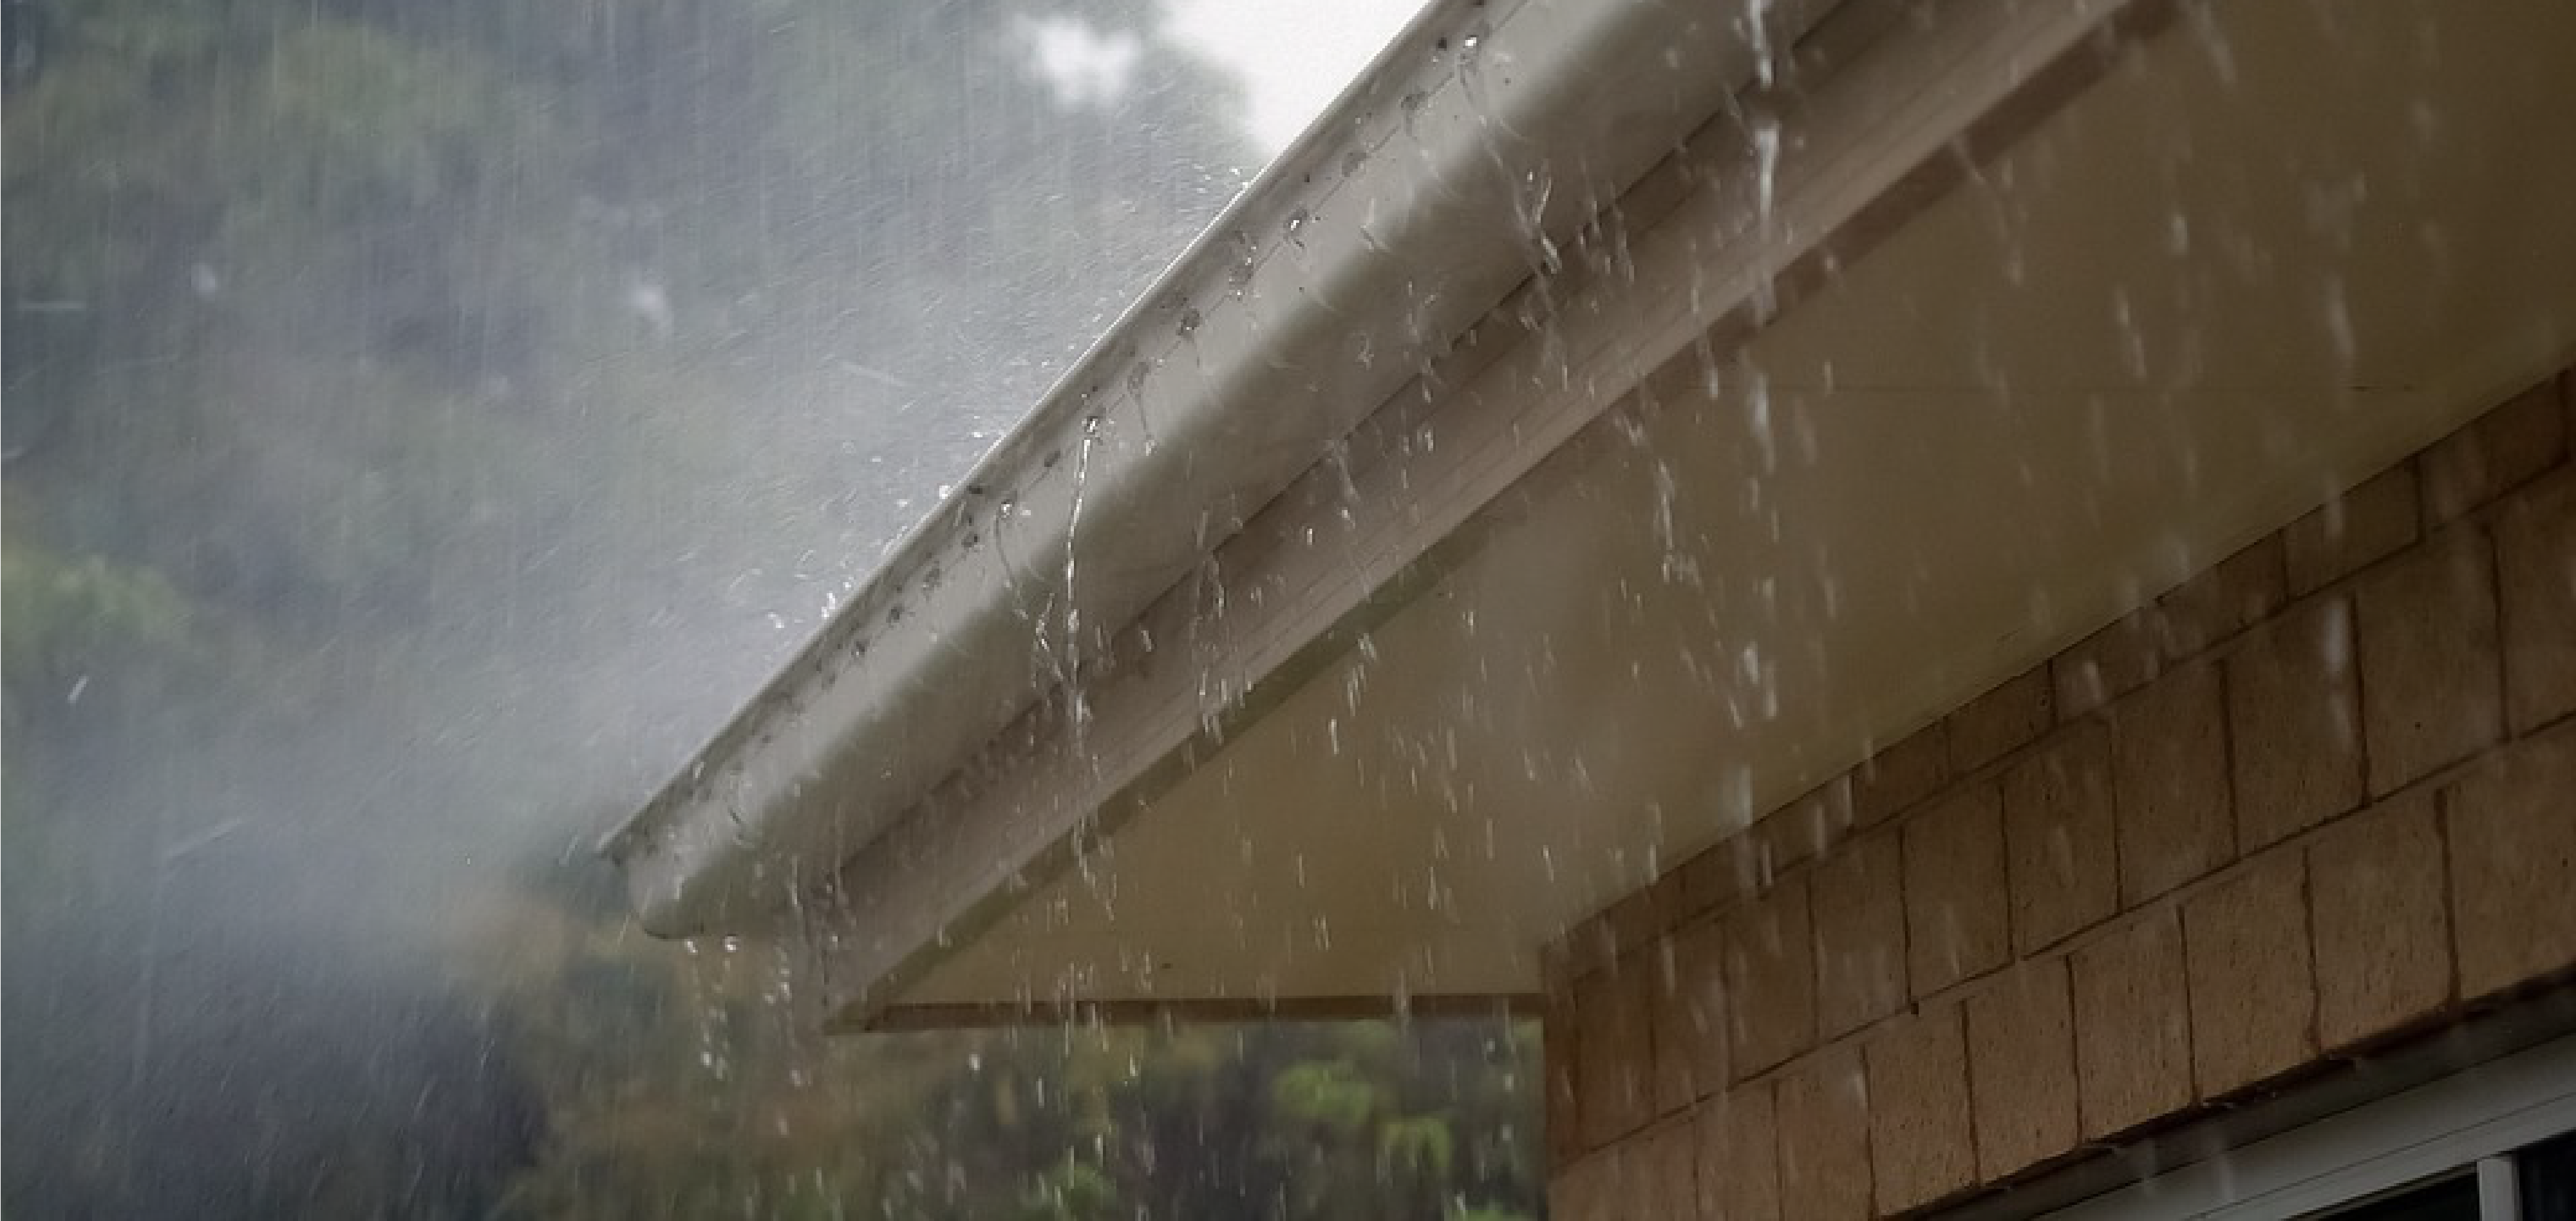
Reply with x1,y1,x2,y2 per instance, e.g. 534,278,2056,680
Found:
1168,0,1427,153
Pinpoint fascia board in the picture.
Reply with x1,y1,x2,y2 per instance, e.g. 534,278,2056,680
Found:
805,0,2174,1027
602,0,1849,934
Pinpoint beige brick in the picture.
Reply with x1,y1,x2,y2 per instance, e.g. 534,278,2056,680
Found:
1654,918,1729,1111
2003,722,2120,955
1695,1084,1780,1221
1854,721,1948,827
1728,841,1776,905
1541,938,1579,996
2184,853,2315,1097
1604,880,1680,960
1724,878,1818,1077
1575,965,1655,1148
1950,665,2056,775
2498,471,2576,734
2423,377,2568,522
1633,1119,1699,1220
1551,1150,1617,1221
2111,663,2237,904
2157,536,2288,661
1868,1003,1975,1213
2286,463,2421,594
2226,596,2366,850
2072,908,2193,1138
2056,610,2163,719
1776,1044,1873,1221
2310,791,2451,1050
1545,989,1585,1168
2448,721,2576,999
1904,782,2011,996
1680,834,1762,917
2356,529,2503,795
1586,1150,1638,1221
1554,914,1619,987
1813,831,1909,1038
1966,958,2079,1180
1754,774,1854,875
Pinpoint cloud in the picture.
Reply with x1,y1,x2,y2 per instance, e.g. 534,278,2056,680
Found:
1013,15,1143,109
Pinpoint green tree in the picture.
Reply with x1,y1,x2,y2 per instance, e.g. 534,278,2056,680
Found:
2,0,1543,1215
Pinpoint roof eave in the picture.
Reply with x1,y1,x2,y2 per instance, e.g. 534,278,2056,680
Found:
603,0,1855,935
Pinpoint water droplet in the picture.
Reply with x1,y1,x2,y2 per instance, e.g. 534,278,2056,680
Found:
1226,229,1258,288
1744,0,1776,88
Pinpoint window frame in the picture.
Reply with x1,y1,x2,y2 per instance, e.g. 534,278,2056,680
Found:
2044,1034,2576,1220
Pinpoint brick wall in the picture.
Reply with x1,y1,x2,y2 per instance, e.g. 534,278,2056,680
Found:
1542,368,2576,1219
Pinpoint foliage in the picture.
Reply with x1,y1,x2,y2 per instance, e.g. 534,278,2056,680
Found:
1,0,1545,1215
464,859,1543,1218
2,531,196,698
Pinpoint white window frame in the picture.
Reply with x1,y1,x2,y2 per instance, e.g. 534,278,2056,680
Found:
2045,1034,2576,1221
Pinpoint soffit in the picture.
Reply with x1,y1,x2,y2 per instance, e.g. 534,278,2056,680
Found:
870,0,2576,1021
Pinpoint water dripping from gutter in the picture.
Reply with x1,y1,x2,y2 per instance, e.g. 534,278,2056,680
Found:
1060,415,1105,745
1751,115,1783,319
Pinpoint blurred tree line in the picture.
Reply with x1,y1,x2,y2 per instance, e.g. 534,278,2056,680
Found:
1,0,1543,1215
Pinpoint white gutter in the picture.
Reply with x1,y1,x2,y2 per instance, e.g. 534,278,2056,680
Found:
805,0,2174,1025
602,0,1846,935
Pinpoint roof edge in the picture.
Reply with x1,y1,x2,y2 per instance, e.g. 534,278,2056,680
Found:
800,0,2178,1023
604,0,1850,934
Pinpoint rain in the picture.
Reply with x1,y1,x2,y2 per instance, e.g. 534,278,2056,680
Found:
9,0,2576,1218
4,0,1544,1215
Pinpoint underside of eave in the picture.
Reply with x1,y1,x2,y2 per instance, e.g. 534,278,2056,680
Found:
824,0,2576,1030
840,994,1545,1036
601,0,1859,937
805,0,2197,1029
623,0,2576,1034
